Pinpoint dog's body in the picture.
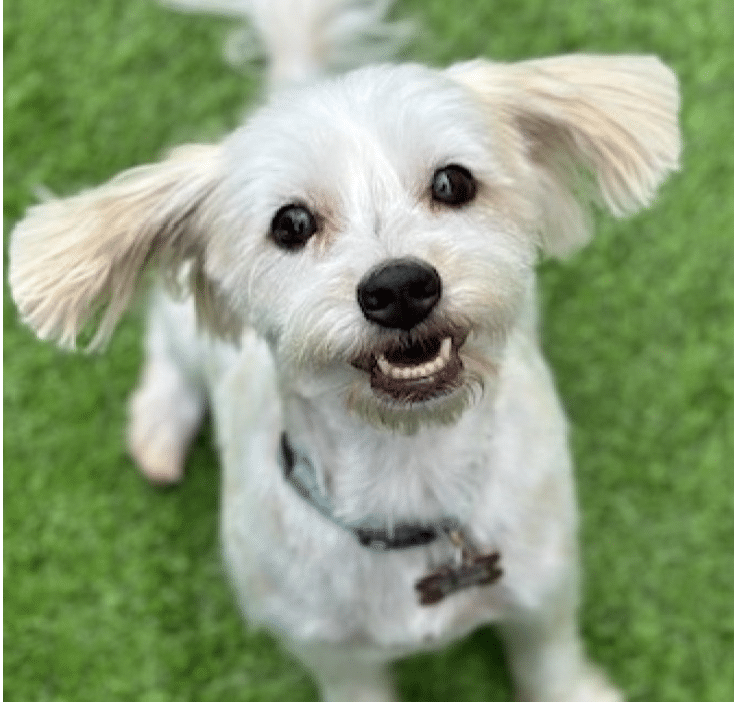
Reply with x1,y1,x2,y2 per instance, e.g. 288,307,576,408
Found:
133,275,582,702
9,2,681,700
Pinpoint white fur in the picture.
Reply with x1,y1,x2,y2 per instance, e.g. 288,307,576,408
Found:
8,1,681,700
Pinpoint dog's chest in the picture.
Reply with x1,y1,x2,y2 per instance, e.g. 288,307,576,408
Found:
348,545,508,652
224,498,507,653
222,447,510,654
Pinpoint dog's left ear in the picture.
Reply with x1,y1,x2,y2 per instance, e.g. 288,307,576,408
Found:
9,143,233,350
447,54,681,257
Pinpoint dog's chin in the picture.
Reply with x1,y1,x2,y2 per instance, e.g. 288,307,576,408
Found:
348,381,480,435
348,331,484,434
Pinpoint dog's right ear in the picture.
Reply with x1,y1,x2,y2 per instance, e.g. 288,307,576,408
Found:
9,143,231,350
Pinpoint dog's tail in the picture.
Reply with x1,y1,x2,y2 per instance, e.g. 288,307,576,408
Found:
160,0,414,88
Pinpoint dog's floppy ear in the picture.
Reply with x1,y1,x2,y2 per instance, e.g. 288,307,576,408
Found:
9,143,234,349
448,55,681,257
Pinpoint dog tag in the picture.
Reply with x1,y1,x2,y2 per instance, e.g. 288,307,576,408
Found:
414,531,502,606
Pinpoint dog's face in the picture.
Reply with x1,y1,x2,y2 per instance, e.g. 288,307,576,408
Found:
208,65,537,429
9,57,680,431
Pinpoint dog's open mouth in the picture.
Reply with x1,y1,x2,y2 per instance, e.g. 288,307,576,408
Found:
353,333,465,403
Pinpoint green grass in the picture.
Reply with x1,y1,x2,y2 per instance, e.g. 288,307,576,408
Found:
4,0,732,700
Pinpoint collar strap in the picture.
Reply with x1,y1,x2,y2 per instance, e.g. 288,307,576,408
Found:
278,432,460,550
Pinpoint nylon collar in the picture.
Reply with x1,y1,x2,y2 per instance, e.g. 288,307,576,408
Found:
278,432,460,550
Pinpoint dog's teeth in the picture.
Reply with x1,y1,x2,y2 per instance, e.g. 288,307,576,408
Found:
440,337,452,362
418,362,434,378
376,337,454,381
377,354,393,377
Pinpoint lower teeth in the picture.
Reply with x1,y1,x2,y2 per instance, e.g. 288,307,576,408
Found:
377,338,452,381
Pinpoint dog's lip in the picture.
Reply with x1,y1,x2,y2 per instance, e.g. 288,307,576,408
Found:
350,330,467,403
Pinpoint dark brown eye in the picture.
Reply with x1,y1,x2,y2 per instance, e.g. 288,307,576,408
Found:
270,204,317,250
431,165,477,206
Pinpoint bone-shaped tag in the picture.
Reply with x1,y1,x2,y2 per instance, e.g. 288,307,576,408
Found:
414,530,502,606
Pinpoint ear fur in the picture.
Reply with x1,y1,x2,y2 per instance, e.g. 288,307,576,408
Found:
448,54,681,257
10,144,228,349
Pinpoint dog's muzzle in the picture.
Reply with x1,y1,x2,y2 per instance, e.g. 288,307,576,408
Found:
354,258,466,403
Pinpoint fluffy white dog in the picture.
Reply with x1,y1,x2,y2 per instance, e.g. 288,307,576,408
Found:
9,1,680,700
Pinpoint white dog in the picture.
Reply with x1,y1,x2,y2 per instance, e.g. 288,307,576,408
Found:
9,1,680,700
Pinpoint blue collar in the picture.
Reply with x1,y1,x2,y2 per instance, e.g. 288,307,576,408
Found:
278,432,460,550
278,432,503,605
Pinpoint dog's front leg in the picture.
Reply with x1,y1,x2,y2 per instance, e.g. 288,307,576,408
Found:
499,588,623,702
126,292,208,485
292,643,398,702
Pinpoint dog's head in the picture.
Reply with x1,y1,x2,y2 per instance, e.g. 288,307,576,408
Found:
10,56,680,431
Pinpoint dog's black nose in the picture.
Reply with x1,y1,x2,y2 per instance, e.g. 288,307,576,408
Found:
357,258,441,330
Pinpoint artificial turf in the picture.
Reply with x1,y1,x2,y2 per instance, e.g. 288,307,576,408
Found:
4,0,733,700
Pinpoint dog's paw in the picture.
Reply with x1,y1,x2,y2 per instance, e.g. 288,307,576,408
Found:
565,666,624,702
127,417,188,485
516,666,624,702
126,362,204,485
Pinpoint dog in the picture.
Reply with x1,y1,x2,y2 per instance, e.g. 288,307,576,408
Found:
9,1,681,700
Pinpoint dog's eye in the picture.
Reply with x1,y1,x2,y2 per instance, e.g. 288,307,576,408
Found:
270,204,317,250
431,165,477,207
